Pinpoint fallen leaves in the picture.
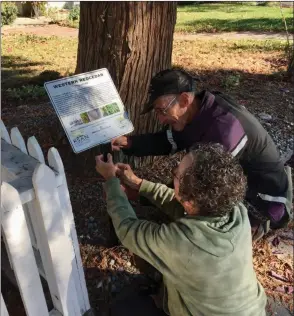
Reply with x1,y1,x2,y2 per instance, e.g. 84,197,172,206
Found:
253,229,294,313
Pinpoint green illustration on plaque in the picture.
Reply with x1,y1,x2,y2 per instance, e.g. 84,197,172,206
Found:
80,112,90,123
101,102,120,117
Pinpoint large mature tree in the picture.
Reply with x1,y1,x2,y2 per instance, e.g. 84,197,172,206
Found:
76,1,177,136
76,2,177,246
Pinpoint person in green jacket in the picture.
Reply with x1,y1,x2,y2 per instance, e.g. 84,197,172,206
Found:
95,143,267,316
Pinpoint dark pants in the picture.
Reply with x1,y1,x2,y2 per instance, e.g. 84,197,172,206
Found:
110,287,166,316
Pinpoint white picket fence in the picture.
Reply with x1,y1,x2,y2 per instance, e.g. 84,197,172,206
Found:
1,120,90,316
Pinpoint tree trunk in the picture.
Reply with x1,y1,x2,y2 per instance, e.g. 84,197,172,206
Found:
75,2,176,247
76,1,177,138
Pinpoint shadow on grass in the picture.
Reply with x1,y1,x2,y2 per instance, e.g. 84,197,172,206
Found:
180,17,292,32
178,4,255,13
1,55,62,90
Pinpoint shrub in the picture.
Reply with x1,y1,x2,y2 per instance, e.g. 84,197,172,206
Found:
68,5,80,21
1,2,18,26
256,1,278,6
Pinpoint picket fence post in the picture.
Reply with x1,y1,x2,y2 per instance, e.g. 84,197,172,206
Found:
1,294,9,316
1,182,48,316
0,120,11,144
27,136,46,164
10,127,28,154
48,148,90,314
10,127,39,250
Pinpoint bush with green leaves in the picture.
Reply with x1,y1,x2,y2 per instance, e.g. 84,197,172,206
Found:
256,1,278,6
68,5,80,21
1,2,18,26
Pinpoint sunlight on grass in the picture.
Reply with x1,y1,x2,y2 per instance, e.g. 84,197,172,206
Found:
176,3,293,33
172,38,287,76
1,34,77,89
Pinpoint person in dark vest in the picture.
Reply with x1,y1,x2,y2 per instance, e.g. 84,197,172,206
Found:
111,69,292,241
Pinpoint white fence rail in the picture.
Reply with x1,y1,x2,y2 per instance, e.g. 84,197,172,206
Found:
1,120,90,316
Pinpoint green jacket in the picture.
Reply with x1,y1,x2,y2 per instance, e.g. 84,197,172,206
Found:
105,177,267,316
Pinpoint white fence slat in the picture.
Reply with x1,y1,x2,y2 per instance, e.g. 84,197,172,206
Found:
22,203,38,249
1,182,48,316
32,164,81,316
27,136,45,164
0,120,11,144
1,230,13,270
10,127,28,154
58,183,90,314
48,147,64,173
49,309,63,316
48,148,90,313
1,294,9,316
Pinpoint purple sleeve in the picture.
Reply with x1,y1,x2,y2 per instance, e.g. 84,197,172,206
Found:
203,113,247,157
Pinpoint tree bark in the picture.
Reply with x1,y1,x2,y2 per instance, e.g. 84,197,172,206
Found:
76,1,177,137
288,54,294,82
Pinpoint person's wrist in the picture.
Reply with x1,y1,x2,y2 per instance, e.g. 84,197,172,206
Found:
131,177,143,190
125,136,132,149
104,173,116,181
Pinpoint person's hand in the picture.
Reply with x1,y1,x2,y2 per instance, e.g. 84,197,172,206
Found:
116,163,143,190
111,136,129,151
95,154,117,180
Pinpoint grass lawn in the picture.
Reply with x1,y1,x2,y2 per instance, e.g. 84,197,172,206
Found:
1,33,287,98
1,32,290,105
176,3,293,33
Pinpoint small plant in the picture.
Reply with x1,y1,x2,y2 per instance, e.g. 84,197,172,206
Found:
68,5,80,21
16,33,47,44
1,2,18,26
6,85,46,100
222,74,241,89
46,7,60,23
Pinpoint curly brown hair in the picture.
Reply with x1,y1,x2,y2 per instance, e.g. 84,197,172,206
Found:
179,143,247,217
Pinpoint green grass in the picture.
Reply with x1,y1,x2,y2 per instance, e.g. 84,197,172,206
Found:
176,3,293,33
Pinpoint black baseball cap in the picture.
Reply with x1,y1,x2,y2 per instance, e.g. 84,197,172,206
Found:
141,69,199,115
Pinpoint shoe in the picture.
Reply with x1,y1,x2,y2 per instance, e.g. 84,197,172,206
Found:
252,220,270,242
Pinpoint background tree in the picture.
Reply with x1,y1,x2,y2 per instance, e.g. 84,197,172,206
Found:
280,1,294,82
286,2,294,82
76,1,177,141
